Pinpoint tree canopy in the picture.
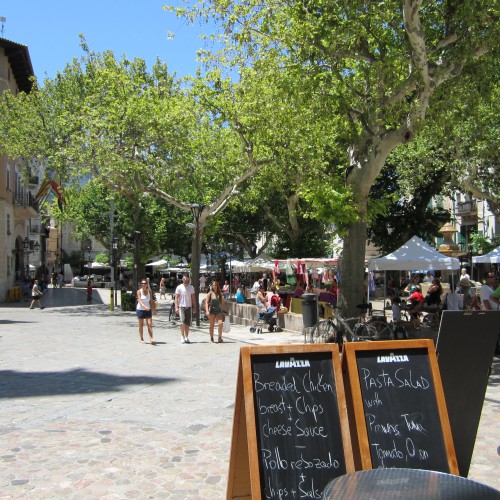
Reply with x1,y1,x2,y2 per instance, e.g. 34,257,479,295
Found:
166,0,499,314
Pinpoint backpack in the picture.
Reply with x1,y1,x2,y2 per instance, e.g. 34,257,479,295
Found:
209,294,222,314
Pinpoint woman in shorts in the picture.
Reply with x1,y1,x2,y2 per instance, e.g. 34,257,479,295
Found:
136,280,157,344
205,280,225,343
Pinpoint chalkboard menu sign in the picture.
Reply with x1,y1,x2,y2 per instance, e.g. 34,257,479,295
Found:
227,344,354,499
342,340,458,475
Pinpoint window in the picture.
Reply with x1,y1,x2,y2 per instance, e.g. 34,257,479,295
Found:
6,214,11,235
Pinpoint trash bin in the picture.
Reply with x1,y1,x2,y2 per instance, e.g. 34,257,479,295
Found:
301,293,318,327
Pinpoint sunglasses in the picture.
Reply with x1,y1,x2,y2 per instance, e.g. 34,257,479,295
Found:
141,282,147,285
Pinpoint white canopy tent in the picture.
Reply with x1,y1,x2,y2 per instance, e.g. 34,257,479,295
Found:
368,236,461,272
472,246,500,264
367,236,461,305
231,254,276,273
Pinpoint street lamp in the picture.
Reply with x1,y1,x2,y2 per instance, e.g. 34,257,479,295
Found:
190,204,204,327
86,245,92,276
134,231,141,293
227,242,234,300
112,237,119,306
23,236,40,279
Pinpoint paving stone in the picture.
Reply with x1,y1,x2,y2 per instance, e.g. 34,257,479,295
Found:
0,290,498,497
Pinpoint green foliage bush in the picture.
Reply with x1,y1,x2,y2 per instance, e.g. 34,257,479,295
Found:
121,292,136,311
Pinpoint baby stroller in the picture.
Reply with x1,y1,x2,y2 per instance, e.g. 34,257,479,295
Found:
250,306,282,334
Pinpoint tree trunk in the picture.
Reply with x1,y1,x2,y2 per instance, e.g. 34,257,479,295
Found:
190,222,205,327
339,219,368,319
342,133,401,317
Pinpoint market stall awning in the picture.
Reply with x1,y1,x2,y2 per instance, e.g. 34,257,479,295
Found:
472,246,500,264
368,235,460,271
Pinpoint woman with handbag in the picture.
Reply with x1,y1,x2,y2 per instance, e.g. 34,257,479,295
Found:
205,281,225,343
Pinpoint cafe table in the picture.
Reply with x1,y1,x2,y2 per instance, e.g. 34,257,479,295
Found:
322,468,500,500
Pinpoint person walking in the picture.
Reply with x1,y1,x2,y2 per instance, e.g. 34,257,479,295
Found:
175,275,196,344
159,277,167,300
222,279,230,300
205,280,225,343
459,278,475,310
136,279,157,345
200,274,207,293
29,279,45,309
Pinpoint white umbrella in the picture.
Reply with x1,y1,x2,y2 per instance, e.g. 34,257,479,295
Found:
85,262,110,269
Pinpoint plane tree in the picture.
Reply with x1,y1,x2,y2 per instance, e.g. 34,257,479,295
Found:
0,45,278,301
61,179,193,264
166,0,499,314
368,63,500,254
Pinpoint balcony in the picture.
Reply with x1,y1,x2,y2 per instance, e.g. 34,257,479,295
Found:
456,200,477,216
13,192,40,218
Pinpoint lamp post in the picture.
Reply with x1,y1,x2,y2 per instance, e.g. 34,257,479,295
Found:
227,242,234,300
86,245,92,276
190,204,204,327
112,237,119,306
134,231,141,294
23,236,40,280
110,236,118,312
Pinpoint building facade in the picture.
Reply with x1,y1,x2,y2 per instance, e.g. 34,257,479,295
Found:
0,37,43,301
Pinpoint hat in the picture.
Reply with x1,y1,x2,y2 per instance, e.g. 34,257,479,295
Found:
460,277,472,287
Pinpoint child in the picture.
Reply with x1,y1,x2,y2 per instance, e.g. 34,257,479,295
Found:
391,296,402,322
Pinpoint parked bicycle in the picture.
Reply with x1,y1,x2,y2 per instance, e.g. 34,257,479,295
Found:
309,304,401,346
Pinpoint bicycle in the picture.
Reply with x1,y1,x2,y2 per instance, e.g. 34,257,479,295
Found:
364,308,394,340
168,294,179,321
309,305,383,347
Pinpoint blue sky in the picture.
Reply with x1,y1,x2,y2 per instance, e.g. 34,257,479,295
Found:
1,0,210,80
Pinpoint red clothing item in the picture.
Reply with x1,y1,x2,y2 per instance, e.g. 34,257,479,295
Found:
408,291,424,303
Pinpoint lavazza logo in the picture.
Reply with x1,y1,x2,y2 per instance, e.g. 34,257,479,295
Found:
275,357,311,368
377,352,410,363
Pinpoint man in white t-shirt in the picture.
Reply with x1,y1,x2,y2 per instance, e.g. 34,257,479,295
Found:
480,272,500,311
175,275,196,343
251,279,261,299
460,268,470,281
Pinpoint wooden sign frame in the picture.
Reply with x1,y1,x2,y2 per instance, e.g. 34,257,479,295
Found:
342,339,458,475
227,344,354,500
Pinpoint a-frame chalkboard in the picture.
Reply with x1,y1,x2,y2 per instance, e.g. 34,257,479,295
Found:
227,344,354,499
342,339,458,475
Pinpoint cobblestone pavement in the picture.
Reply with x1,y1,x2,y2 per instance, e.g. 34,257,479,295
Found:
0,288,498,498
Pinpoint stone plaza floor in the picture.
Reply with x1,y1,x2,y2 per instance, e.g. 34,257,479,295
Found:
0,287,498,498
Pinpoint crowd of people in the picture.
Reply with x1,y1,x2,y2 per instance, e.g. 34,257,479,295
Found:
387,268,500,328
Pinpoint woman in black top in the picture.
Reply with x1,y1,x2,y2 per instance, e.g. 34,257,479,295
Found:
205,280,225,343
425,278,443,306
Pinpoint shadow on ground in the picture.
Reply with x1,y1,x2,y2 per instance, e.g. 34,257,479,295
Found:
0,368,177,399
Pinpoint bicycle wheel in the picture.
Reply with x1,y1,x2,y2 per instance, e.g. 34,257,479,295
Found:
168,303,176,321
312,320,340,344
352,322,378,340
367,319,394,340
